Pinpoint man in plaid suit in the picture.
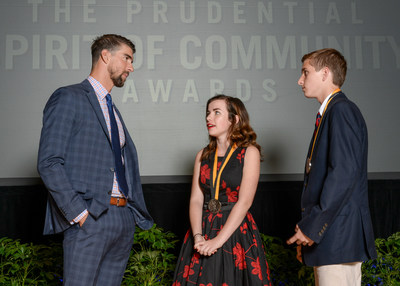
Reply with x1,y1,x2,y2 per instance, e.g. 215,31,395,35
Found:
38,34,153,285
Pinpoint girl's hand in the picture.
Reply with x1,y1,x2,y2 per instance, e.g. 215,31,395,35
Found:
195,238,221,256
193,233,205,250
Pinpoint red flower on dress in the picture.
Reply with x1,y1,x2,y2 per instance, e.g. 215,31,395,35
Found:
222,284,229,286
240,222,248,234
172,281,181,286
251,257,263,280
184,230,190,243
208,212,222,222
265,260,271,282
236,148,245,163
191,252,200,265
199,284,212,286
221,180,227,189
226,187,238,202
233,243,247,270
247,213,257,230
200,164,210,184
183,264,194,278
253,235,258,247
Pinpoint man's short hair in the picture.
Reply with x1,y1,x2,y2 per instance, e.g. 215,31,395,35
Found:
91,34,135,65
302,48,347,87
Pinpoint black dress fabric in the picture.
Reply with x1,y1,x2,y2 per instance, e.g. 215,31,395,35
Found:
172,147,272,286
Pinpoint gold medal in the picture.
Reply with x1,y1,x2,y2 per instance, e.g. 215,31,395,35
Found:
208,198,222,214
306,90,340,176
306,157,312,174
208,145,236,214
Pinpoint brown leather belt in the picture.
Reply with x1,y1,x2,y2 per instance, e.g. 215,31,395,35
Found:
110,197,127,207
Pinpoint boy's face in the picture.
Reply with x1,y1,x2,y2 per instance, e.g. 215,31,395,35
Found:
298,59,326,102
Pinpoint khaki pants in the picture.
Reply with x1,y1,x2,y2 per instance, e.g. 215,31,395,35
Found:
314,262,362,286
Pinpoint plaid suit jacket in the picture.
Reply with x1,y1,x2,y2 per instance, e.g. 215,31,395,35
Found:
38,79,153,234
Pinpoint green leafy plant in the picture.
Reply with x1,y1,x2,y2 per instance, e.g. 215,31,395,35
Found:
362,232,400,286
260,233,314,285
122,224,178,286
0,237,62,285
1,229,399,285
261,232,400,286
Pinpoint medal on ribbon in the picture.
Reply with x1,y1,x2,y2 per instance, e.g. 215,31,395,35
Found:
208,198,222,214
306,158,312,174
306,89,340,175
208,145,236,214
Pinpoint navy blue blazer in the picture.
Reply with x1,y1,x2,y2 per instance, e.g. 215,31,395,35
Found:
38,79,153,235
298,92,377,266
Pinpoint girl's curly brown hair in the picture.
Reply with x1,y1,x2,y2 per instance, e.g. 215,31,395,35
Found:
201,94,262,161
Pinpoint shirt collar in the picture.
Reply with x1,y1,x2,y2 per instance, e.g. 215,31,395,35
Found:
318,89,340,115
318,94,332,115
88,76,109,101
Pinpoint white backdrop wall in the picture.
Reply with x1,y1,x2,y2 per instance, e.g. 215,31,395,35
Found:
0,0,399,180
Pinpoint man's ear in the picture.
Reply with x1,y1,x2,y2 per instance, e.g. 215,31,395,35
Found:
100,49,110,64
322,66,330,81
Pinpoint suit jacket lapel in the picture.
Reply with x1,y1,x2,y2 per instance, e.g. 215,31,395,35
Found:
304,92,346,173
315,92,346,139
114,106,138,193
81,79,112,145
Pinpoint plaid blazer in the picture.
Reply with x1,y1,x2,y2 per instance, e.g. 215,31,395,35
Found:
38,79,153,234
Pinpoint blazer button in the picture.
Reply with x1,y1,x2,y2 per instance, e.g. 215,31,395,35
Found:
107,191,112,195
301,208,305,212
110,167,115,172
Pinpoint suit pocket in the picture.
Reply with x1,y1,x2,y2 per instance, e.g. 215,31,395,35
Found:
72,180,87,193
72,180,94,200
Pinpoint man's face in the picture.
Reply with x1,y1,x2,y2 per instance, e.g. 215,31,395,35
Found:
108,44,134,88
297,59,325,101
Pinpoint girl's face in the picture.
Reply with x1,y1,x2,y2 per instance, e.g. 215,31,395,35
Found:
206,99,232,140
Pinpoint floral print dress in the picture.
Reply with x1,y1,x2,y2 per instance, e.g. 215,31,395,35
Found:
172,147,272,286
